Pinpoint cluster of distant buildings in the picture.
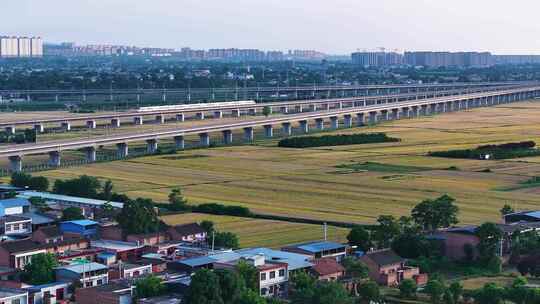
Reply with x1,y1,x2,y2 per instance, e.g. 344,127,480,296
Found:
42,42,326,62
0,36,43,58
352,50,540,68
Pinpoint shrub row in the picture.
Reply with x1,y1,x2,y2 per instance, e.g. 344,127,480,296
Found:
429,141,540,160
278,133,399,148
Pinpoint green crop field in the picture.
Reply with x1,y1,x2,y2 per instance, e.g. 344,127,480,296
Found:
161,213,348,248
5,101,540,242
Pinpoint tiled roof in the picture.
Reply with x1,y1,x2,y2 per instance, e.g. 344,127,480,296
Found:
36,226,62,238
171,223,206,236
363,249,404,266
312,258,345,276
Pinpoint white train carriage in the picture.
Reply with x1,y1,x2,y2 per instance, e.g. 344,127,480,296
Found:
138,100,256,112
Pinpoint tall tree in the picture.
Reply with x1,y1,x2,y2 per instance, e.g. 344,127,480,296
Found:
116,198,160,234
135,275,165,299
61,207,85,221
372,215,401,248
347,226,373,251
236,260,258,292
168,187,188,211
475,222,503,264
22,253,58,285
214,232,239,249
215,269,244,304
186,269,223,304
500,204,515,217
53,175,101,198
10,172,32,188
357,280,380,304
102,180,114,201
399,279,417,299
411,194,459,231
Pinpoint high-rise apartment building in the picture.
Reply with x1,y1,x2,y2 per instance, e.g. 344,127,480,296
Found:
351,51,403,67
404,51,493,68
0,36,43,58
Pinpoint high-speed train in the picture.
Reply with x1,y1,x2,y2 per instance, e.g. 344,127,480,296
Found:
137,100,256,112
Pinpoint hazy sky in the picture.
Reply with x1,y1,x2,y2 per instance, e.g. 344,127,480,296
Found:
3,0,540,54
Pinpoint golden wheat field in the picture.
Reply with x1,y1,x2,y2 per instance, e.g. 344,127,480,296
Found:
4,101,540,239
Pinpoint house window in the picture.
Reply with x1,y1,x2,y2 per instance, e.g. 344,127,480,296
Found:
261,288,267,295
5,225,11,232
269,285,274,294
260,273,266,281
279,269,285,277
85,281,92,287
13,224,19,230
12,299,21,304
270,271,275,279
97,279,103,285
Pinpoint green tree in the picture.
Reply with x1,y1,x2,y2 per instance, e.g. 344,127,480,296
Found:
399,279,417,299
10,172,32,188
53,175,101,198
411,194,459,231
215,269,244,304
214,231,239,249
346,226,372,252
312,281,353,304
21,253,58,285
186,269,223,304
116,198,160,234
168,187,188,211
341,257,368,280
262,105,272,117
135,275,166,299
200,220,215,235
28,176,49,191
448,281,463,303
357,280,380,303
236,260,258,292
473,282,504,304
425,279,447,304
237,289,266,304
372,215,401,248
29,196,48,212
102,180,114,201
101,201,115,218
475,222,503,265
500,204,515,217
61,207,85,221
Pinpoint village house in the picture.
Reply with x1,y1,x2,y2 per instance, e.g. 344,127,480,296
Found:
0,215,32,239
75,282,134,304
60,220,99,238
359,249,426,286
166,223,207,243
55,262,109,288
26,281,70,304
108,262,153,280
282,241,347,261
0,287,28,304
309,258,345,282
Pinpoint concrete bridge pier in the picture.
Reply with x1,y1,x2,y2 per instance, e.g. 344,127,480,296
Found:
369,112,378,124
411,106,419,118
380,110,389,121
174,136,185,150
420,105,428,116
337,102,343,109
282,122,292,136
199,133,210,147
231,109,241,117
34,124,44,133
264,125,273,138
401,108,409,119
280,106,289,114
111,118,121,128
429,104,437,114
244,127,254,142
344,115,353,128
61,122,71,131
85,147,97,162
295,105,303,113
322,103,330,110
5,126,15,135
330,116,339,129
8,156,22,173
176,114,185,122
390,109,399,120
87,120,97,129
222,130,233,144
147,139,158,154
133,116,143,125
309,104,317,112
117,143,129,158
196,112,205,120
356,113,365,126
156,115,165,124
48,151,61,167
299,120,309,133
315,118,325,130
213,111,223,119
248,108,257,116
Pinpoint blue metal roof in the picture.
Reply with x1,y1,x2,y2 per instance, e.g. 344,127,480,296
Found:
0,198,29,208
176,256,216,267
56,262,107,274
525,211,540,219
235,247,313,270
61,219,97,226
295,241,346,253
18,191,123,209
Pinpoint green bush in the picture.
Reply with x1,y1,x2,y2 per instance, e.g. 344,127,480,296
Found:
278,133,399,148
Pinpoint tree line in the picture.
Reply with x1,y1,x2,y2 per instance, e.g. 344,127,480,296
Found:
429,141,540,160
278,133,399,148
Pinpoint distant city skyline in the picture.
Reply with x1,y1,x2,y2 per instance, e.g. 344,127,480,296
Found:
4,0,540,55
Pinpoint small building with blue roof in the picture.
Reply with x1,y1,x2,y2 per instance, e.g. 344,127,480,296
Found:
281,241,347,261
59,220,98,238
505,210,540,224
0,198,30,216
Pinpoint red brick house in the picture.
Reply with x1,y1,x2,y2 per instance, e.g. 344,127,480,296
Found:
75,282,134,304
359,249,426,286
309,258,345,282
167,223,207,243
